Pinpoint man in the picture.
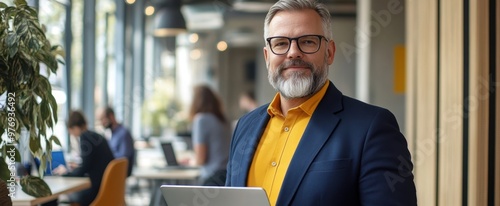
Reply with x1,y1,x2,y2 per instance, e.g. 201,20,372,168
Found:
239,91,258,113
99,107,135,176
53,110,115,206
225,0,417,206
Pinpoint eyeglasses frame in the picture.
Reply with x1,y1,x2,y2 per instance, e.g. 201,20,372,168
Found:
266,34,329,55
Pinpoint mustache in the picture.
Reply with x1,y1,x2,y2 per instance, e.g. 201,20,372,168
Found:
277,59,314,73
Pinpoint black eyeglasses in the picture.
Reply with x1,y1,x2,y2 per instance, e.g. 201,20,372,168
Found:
266,35,328,55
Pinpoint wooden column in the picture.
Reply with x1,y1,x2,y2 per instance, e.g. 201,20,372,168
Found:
468,0,490,205
438,0,464,205
406,0,438,205
406,0,498,205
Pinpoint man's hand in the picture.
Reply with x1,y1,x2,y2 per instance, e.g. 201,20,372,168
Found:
51,165,68,175
67,161,80,171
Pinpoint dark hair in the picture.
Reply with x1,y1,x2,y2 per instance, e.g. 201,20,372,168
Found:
68,110,87,128
104,106,115,117
188,85,227,123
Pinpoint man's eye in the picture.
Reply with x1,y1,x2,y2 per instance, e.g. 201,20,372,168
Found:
301,40,317,45
273,41,288,47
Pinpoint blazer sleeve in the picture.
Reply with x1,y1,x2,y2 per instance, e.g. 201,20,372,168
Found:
65,132,106,177
359,109,417,206
65,135,94,177
225,117,238,186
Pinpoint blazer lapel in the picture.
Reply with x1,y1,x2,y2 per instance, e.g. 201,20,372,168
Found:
276,82,344,206
233,107,270,186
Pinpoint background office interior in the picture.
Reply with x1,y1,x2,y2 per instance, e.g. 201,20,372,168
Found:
10,0,499,205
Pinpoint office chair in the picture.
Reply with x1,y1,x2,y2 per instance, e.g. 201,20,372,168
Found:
90,158,128,206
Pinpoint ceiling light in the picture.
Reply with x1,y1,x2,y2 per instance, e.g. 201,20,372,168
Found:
217,41,228,51
189,33,199,43
232,0,274,12
154,6,187,37
145,6,155,16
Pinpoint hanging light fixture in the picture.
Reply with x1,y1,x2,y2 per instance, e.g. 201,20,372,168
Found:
153,1,187,37
232,0,275,12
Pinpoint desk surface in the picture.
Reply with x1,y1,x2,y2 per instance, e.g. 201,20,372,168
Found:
11,176,91,206
133,167,200,180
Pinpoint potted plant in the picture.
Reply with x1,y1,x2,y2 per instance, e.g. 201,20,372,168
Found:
0,0,62,198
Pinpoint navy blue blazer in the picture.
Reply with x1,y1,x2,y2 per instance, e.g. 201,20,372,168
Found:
226,82,417,206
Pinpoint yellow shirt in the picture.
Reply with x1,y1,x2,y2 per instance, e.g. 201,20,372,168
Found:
247,82,329,206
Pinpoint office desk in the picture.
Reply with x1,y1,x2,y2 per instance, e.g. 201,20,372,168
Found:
133,167,200,206
133,167,200,180
11,176,91,206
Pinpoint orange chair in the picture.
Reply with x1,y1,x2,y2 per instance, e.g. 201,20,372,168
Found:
90,158,128,206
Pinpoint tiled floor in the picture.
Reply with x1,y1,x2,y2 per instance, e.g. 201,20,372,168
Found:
125,140,191,206
125,177,153,206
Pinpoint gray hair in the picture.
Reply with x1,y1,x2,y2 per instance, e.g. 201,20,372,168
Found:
264,0,333,40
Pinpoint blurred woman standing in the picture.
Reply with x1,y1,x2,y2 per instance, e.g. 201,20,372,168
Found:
188,85,231,186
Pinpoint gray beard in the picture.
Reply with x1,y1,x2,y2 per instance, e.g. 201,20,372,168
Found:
268,59,328,99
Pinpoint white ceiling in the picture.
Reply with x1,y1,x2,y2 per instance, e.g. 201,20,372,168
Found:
181,0,356,47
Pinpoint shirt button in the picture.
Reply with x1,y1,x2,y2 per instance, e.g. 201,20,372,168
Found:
284,127,289,132
271,162,277,167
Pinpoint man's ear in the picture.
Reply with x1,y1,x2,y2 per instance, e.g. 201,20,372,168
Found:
263,46,269,66
327,40,336,65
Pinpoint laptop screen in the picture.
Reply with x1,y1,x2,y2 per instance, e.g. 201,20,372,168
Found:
160,142,179,166
34,150,67,175
160,185,270,206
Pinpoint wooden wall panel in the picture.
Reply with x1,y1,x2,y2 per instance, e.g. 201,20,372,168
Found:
438,0,464,205
405,0,416,164
407,0,498,204
468,0,490,205
409,0,438,205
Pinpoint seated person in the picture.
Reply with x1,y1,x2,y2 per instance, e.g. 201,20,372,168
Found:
188,85,231,186
98,106,135,176
52,110,115,206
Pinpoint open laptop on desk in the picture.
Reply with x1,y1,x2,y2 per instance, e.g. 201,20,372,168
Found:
34,150,67,175
159,142,199,170
160,185,270,206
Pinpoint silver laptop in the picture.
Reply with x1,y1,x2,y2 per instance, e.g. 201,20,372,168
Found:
160,185,270,206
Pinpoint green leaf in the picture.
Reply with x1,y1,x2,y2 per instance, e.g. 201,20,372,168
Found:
24,6,39,18
38,155,46,178
6,33,19,58
0,3,8,9
29,132,41,157
40,101,49,122
14,0,28,7
16,21,28,36
28,39,41,52
29,21,45,38
0,118,4,138
45,139,51,154
50,136,61,147
20,176,52,197
0,158,12,182
4,7,17,19
6,32,18,47
48,94,57,124
15,105,29,131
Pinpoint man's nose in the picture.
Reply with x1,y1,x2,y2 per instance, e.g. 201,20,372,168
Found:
287,40,303,59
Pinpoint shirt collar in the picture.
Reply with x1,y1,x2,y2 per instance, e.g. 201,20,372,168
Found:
267,81,330,117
